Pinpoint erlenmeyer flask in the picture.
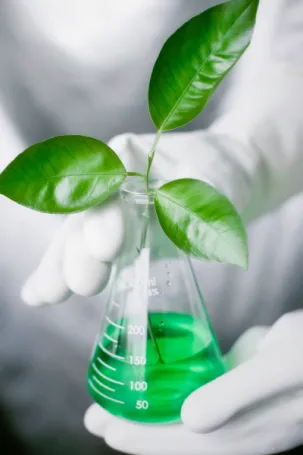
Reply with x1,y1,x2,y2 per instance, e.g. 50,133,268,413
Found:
87,178,226,424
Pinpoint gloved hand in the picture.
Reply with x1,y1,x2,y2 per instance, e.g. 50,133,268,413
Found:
20,194,124,305
84,311,303,455
20,130,253,305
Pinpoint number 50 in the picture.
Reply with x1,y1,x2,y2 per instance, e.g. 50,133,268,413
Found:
136,400,149,410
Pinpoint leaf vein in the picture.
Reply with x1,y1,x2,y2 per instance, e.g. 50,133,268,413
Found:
27,172,126,182
160,1,255,130
157,191,243,260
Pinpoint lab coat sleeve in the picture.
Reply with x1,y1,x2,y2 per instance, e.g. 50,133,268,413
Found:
204,0,303,221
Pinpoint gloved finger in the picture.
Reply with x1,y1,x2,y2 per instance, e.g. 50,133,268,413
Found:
35,266,72,305
182,344,303,434
21,271,45,306
63,215,111,297
103,418,255,455
224,325,270,370
21,217,72,305
83,196,125,262
84,404,118,438
261,311,303,350
208,389,303,455
85,394,303,455
139,396,303,455
104,393,303,455
104,421,203,455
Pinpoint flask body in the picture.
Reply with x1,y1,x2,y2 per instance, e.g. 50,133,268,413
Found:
87,179,225,424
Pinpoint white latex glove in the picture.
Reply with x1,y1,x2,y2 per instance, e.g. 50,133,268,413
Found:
21,193,124,305
15,122,261,306
18,126,254,306
84,311,303,455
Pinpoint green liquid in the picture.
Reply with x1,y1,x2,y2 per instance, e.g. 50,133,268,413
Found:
87,312,225,424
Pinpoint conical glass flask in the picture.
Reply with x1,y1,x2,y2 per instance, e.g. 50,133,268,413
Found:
87,178,226,424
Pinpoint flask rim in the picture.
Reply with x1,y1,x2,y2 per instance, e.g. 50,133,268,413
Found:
120,177,165,205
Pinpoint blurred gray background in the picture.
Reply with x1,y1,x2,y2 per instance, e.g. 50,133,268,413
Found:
1,1,303,454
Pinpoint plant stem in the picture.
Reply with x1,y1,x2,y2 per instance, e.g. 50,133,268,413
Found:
139,201,164,364
139,208,150,250
145,129,162,193
137,130,164,364
147,314,164,364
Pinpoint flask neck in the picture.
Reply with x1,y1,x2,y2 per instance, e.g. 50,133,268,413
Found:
120,177,164,205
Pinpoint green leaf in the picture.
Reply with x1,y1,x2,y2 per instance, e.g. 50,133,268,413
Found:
154,179,248,268
0,135,126,213
149,0,259,131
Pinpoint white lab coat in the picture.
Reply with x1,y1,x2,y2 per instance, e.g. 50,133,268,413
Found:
0,1,303,454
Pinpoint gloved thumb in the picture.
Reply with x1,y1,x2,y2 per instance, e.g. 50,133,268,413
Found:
181,326,276,433
224,325,269,369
